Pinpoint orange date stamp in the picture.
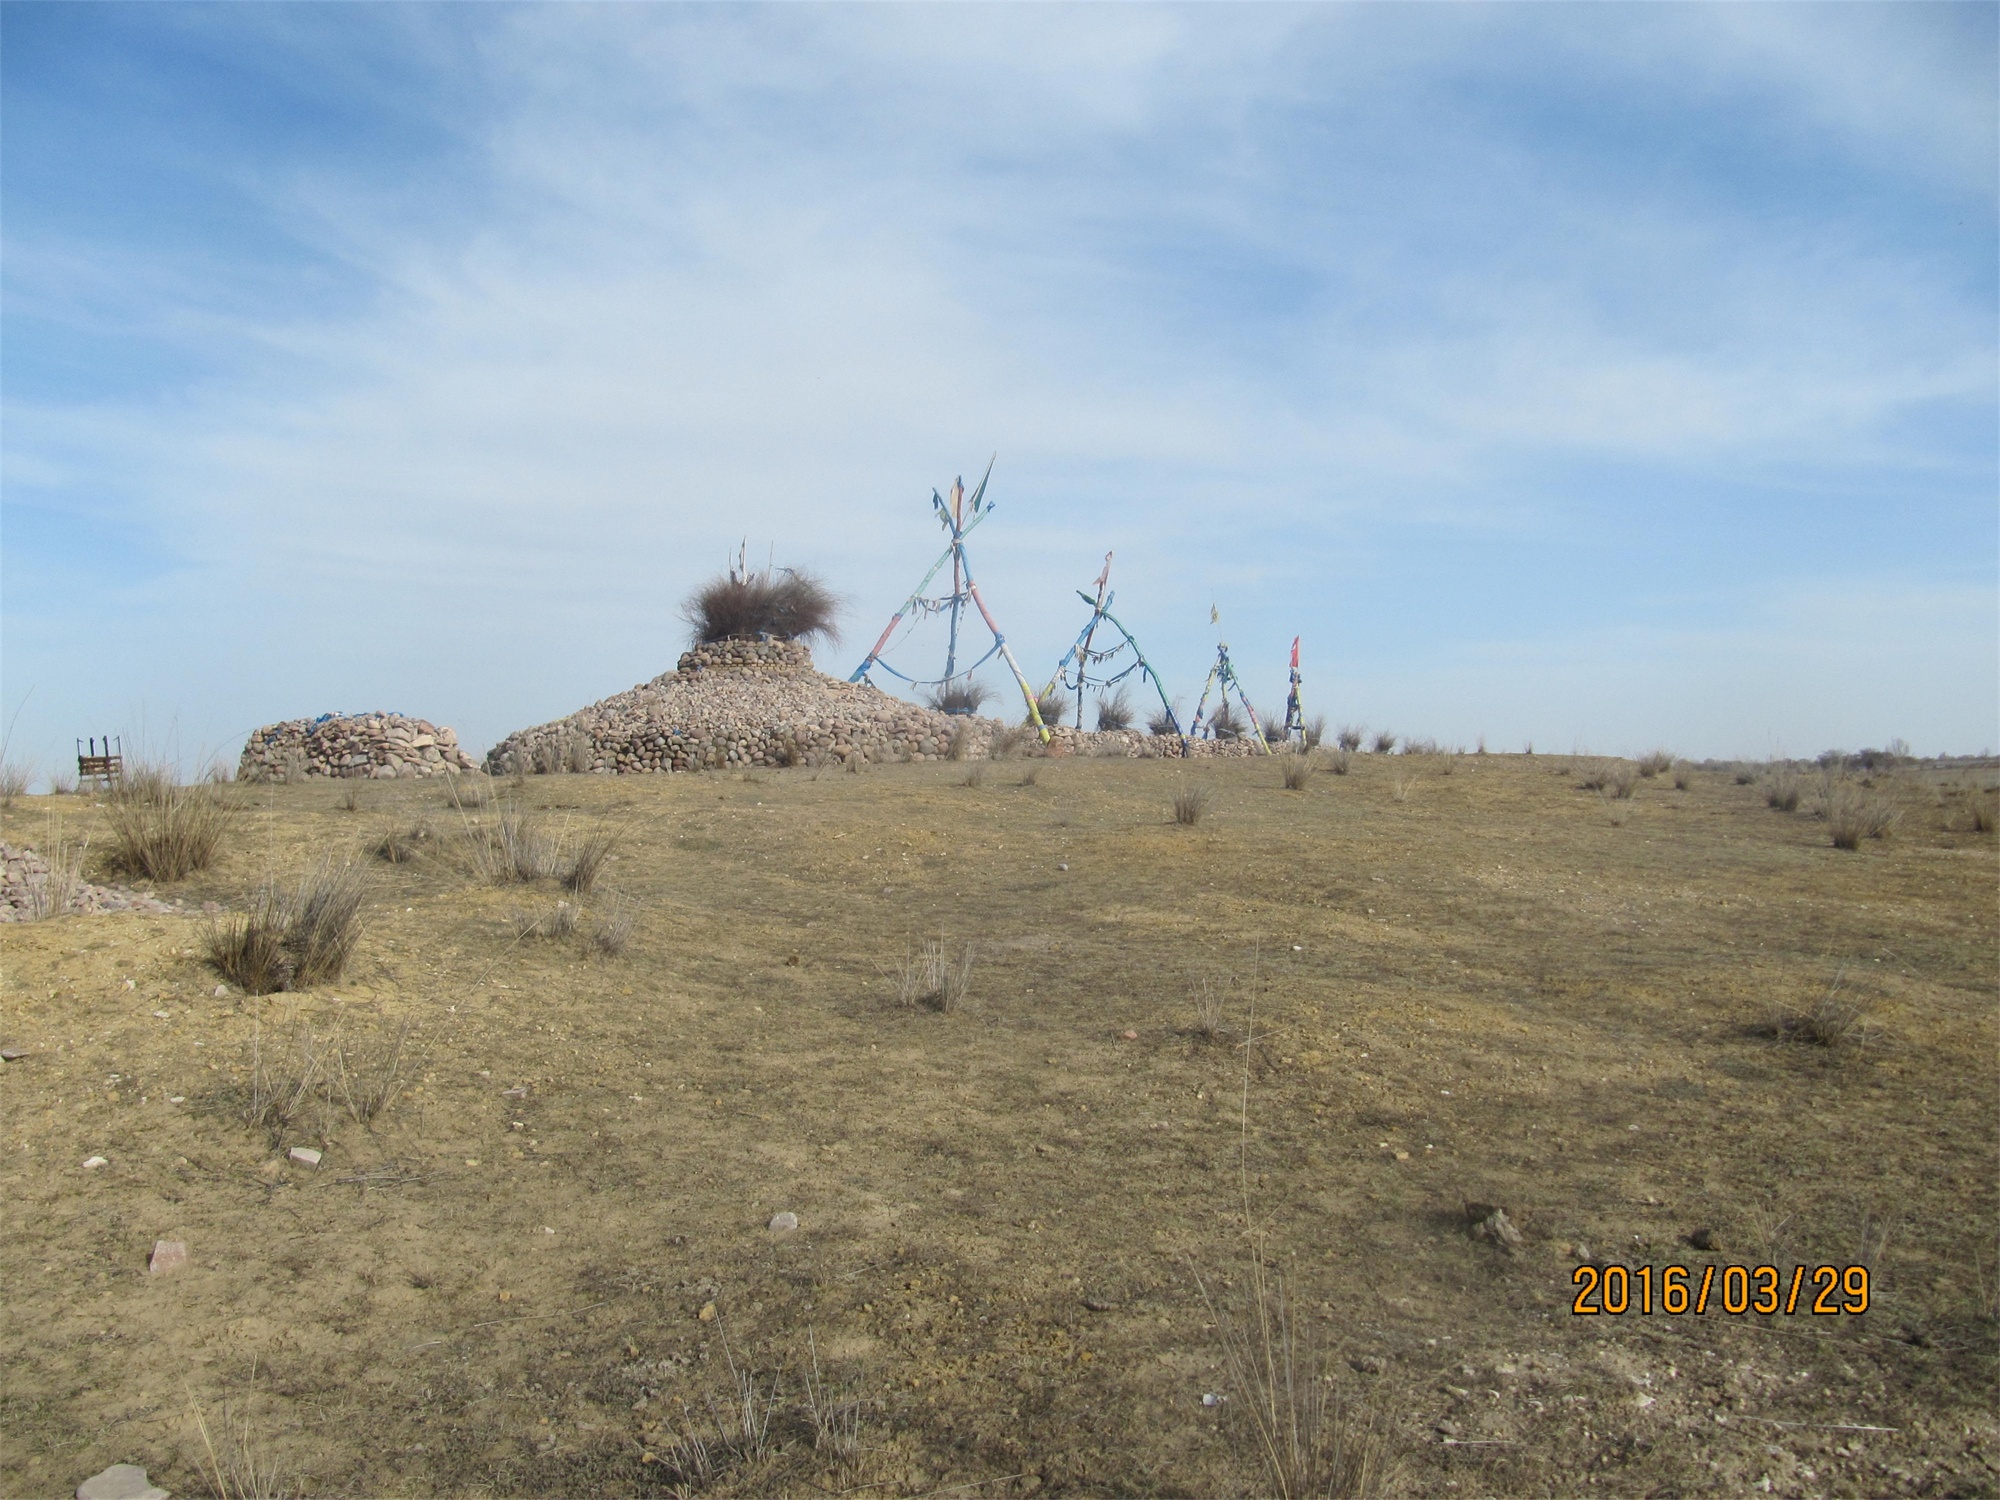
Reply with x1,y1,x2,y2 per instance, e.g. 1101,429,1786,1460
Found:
1570,1264,1870,1316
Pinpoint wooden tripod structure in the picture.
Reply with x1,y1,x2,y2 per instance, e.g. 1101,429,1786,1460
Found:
849,458,1051,742
1039,553,1179,734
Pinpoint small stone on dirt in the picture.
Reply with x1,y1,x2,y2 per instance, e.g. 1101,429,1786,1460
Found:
697,1301,717,1321
83,1156,108,1170
1471,1207,1524,1252
289,1146,323,1167
212,985,228,998
768,1211,799,1235
152,1011,170,1020
1689,1226,1720,1251
148,1240,188,1275
0,1044,26,1061
1082,1296,1118,1312
1351,1355,1387,1375
1119,1029,1139,1040
75,1463,170,1500
502,1086,528,1099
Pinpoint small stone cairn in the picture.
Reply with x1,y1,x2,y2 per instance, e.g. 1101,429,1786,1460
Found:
486,639,1258,775
239,713,478,783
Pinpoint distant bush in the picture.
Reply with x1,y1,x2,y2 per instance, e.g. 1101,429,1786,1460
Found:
926,680,994,716
1173,784,1212,825
1281,754,1314,791
1209,702,1243,741
683,560,839,645
1095,687,1134,732
1637,749,1674,778
1766,768,1801,813
1371,731,1397,755
1337,726,1364,753
1032,689,1069,727
1147,706,1181,737
1827,786,1896,850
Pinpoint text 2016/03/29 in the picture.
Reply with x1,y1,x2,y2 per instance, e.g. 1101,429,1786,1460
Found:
1571,1264,1871,1317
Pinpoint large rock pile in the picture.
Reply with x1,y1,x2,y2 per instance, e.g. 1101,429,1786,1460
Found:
486,639,1262,775
239,713,478,783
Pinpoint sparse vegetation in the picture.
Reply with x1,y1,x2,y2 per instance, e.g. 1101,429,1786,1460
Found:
441,772,492,809
1173,784,1212,825
46,770,78,796
1147,705,1180,737
1390,772,1415,803
20,817,89,920
238,1017,411,1144
188,1388,296,1500
1032,688,1069,727
684,557,840,645
1772,969,1876,1052
1302,714,1326,750
105,761,241,881
1578,760,1636,798
960,765,985,789
1766,767,1802,813
1672,762,1694,790
1324,747,1352,775
375,824,433,865
591,895,635,956
894,939,974,1012
512,899,580,940
340,785,362,812
205,857,369,994
1188,975,1232,1043
1209,701,1243,741
561,824,618,894
1371,731,1397,755
1637,749,1674,778
1337,726,1363,753
1281,754,1314,791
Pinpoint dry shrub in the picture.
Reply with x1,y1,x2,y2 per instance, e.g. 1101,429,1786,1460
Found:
0,761,31,801
1196,1254,1392,1499
1827,786,1896,850
48,769,78,796
1188,976,1232,1043
684,561,840,645
206,858,368,994
188,1389,296,1500
1400,736,1439,756
1147,706,1181,737
1672,762,1695,791
1096,686,1135,732
1209,702,1243,741
960,765,986,789
1173,784,1212,825
1017,766,1038,788
340,785,361,813
803,1328,866,1457
1302,715,1326,750
988,725,1032,760
106,764,240,881
1733,765,1757,785
442,772,492,809
926,680,994,716
1637,749,1674,778
1968,796,1998,834
1389,773,1414,804
1281,754,1314,791
1033,688,1069,727
459,802,558,883
1766,767,1801,812
1337,726,1364,752
512,900,580,940
1579,761,1636,798
1324,747,1352,775
1370,731,1397,755
895,939,973,1012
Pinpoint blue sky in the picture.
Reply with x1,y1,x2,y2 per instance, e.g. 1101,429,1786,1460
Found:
4,3,1994,780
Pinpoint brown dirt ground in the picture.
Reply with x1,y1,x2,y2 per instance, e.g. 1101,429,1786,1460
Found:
2,752,1996,1499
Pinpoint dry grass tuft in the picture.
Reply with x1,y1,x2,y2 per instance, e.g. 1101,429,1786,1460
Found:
1579,761,1636,798
441,772,492,810
512,899,580,941
803,1328,867,1457
1370,731,1397,755
1188,976,1232,1044
1637,749,1674,778
1389,773,1415,803
1033,688,1069,727
375,824,433,865
1827,785,1897,850
561,824,619,894
206,858,368,994
1672,762,1695,791
0,761,32,801
1766,767,1801,813
1196,1254,1392,1499
1096,686,1135,732
238,1017,412,1144
988,725,1033,760
926,680,994,716
1968,796,1998,835
591,895,635,956
21,816,90,920
105,763,240,881
1301,714,1326,750
960,765,986,789
1147,706,1181,737
1323,747,1352,775
188,1388,296,1500
1173,783,1212,825
1772,969,1876,1052
340,785,361,813
1337,726,1364,752
1208,701,1243,741
684,562,840,645
894,939,974,1012
1281,754,1314,792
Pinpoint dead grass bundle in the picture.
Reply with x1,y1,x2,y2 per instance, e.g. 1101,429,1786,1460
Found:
1766,767,1802,812
1772,969,1876,1052
1324,747,1352,775
1371,731,1397,754
1096,686,1135,732
188,1389,295,1500
1637,749,1674,778
1389,773,1415,803
894,939,973,1012
1196,1255,1392,1499
1147,706,1180,737
47,769,78,796
684,560,840,645
459,803,558,884
1337,726,1363,752
1733,765,1757,785
20,816,89,920
105,765,240,881
1672,762,1695,790
988,725,1032,760
592,895,635,956
441,772,492,809
561,824,618,894
1188,976,1232,1043
238,1017,412,1143
1828,785,1897,850
206,858,368,994
959,765,985,789
1281,754,1314,791
1173,784,1212,825
1302,714,1326,750
1400,736,1440,756
1968,796,1998,834
1579,761,1636,798
926,680,994,716
803,1328,866,1457
1018,766,1038,787
1208,702,1243,741
375,824,432,865
340,785,361,813
512,900,580,940
0,761,31,801
1033,688,1069,727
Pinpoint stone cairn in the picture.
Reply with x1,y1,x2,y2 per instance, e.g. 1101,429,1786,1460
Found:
485,638,1260,775
239,713,478,783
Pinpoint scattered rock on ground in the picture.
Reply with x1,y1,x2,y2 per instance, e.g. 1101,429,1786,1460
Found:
1,843,175,922
75,1464,170,1500
147,1240,188,1275
768,1211,799,1234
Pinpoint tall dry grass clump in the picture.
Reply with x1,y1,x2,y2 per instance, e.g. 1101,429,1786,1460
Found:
1196,1255,1391,1499
1766,767,1802,813
1096,686,1135,732
925,680,994,716
105,760,240,881
1827,785,1897,850
1032,688,1069,727
1147,705,1181,737
894,940,974,1012
1672,762,1695,791
1173,784,1212,825
1579,761,1636,798
188,1389,296,1500
205,858,368,994
1281,754,1314,791
1336,726,1363,752
1324,746,1352,775
1772,969,1876,1052
0,761,31,802
238,1018,411,1144
1370,731,1397,755
20,817,91,920
683,558,840,645
1637,749,1674,778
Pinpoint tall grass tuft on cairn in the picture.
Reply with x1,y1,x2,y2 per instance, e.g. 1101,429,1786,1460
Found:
683,557,841,645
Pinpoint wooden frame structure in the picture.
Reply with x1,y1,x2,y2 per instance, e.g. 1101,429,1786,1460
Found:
77,735,124,790
1038,553,1179,735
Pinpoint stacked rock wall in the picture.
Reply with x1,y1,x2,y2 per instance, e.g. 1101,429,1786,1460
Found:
240,714,478,783
486,639,1265,775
